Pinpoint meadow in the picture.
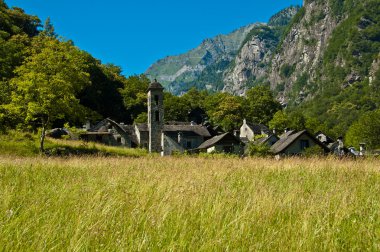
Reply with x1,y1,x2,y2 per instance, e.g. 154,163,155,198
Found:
1,154,380,251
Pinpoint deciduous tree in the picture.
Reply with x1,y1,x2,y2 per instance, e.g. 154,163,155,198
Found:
6,37,90,152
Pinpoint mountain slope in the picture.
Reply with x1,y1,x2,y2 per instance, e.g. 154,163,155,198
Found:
145,23,258,94
145,7,300,95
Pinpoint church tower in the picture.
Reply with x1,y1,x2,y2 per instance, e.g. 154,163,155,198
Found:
147,79,164,153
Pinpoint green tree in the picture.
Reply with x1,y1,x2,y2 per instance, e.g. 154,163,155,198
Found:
40,17,57,38
207,94,244,132
269,110,289,134
119,74,150,122
6,37,90,152
79,61,128,122
345,109,380,149
164,92,190,122
244,86,282,125
181,87,208,110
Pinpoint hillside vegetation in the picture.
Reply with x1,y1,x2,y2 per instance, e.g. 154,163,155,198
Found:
1,156,380,250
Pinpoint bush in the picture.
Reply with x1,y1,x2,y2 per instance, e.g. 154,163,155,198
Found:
302,145,325,157
247,143,272,157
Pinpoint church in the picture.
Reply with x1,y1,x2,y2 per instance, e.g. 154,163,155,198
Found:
80,80,243,155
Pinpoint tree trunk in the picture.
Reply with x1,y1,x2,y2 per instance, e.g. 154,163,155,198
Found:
40,124,46,153
40,117,49,153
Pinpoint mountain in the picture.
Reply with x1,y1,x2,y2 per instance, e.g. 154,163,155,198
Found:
145,23,260,95
145,7,300,95
146,0,380,137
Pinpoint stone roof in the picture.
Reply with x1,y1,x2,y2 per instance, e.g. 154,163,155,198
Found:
135,123,148,132
197,132,240,149
147,80,164,91
246,122,270,135
254,134,279,145
164,124,211,137
270,130,329,154
135,123,211,137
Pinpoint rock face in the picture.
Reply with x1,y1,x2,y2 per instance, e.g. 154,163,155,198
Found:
223,7,300,95
145,24,257,95
268,1,339,104
146,0,379,109
145,6,300,95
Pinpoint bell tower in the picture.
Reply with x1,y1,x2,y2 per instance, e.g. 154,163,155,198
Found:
147,79,164,153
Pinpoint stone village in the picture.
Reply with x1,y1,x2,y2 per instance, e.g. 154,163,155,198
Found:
71,79,363,157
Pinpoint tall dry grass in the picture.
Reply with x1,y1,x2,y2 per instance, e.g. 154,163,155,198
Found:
0,156,379,250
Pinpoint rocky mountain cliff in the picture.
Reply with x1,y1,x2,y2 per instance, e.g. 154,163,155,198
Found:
145,23,258,94
145,0,380,123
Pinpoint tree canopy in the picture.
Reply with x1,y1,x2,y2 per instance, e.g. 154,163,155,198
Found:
6,37,90,151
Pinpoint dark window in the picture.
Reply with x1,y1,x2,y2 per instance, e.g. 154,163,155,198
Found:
96,135,102,142
117,137,121,143
154,95,159,105
155,111,160,122
300,139,310,150
223,146,233,153
186,141,192,148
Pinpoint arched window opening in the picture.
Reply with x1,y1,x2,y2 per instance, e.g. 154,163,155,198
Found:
154,95,159,105
155,111,160,122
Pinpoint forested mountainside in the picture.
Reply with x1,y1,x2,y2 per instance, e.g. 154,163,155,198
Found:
270,0,380,137
146,0,380,141
145,23,259,94
145,7,300,95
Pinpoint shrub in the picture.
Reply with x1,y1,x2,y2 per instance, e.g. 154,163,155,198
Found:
247,142,272,157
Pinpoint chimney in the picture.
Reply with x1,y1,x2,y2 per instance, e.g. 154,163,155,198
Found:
177,132,183,145
85,120,91,130
243,118,246,125
233,130,240,137
273,128,276,135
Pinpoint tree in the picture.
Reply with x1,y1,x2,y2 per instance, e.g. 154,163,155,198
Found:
207,94,244,132
79,61,128,123
40,17,57,38
244,86,282,125
345,109,380,149
6,36,90,152
164,92,190,122
269,110,289,134
119,74,150,122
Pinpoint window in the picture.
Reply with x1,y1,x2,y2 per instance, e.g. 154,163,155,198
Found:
154,95,159,105
186,141,192,148
223,146,233,153
155,111,160,122
300,139,309,150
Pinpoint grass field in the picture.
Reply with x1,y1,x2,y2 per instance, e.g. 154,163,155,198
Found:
1,155,380,251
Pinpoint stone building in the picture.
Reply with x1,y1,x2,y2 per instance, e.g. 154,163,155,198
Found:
81,79,214,155
270,130,330,155
147,80,164,152
239,119,271,143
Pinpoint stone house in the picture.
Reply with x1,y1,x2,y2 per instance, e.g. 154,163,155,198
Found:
196,132,243,154
81,79,214,155
239,119,271,143
80,118,137,147
270,130,330,155
253,134,279,147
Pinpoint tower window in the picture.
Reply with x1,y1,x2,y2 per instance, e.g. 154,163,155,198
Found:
154,95,159,105
300,140,310,150
155,111,160,122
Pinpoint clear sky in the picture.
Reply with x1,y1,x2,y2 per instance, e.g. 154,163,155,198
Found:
5,0,303,76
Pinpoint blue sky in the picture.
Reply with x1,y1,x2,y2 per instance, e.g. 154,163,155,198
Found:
5,0,303,76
